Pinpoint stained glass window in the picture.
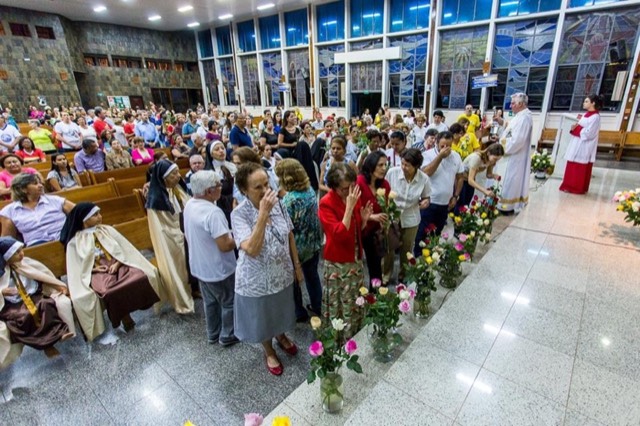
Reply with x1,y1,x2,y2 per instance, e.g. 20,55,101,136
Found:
219,58,237,106
201,60,220,105
490,18,557,110
351,63,383,93
317,1,345,42
237,20,256,53
350,39,383,51
287,50,311,107
285,9,308,47
318,44,346,107
389,0,431,33
437,26,488,109
241,56,261,106
552,7,640,111
389,34,428,109
263,52,283,106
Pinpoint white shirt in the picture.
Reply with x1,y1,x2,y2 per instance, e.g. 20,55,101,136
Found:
79,126,97,142
426,122,448,133
409,126,428,145
183,198,236,282
0,123,21,153
385,148,403,168
54,121,82,149
385,167,431,228
422,147,464,205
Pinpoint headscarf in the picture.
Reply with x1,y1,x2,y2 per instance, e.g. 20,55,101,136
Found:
0,236,24,276
145,159,187,214
205,140,237,177
60,202,100,248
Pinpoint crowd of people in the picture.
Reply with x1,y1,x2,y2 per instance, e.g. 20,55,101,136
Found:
1,90,604,377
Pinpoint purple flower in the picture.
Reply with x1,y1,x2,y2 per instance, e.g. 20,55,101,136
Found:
309,341,324,357
371,278,382,288
454,242,464,252
244,413,264,426
399,300,411,313
344,339,358,355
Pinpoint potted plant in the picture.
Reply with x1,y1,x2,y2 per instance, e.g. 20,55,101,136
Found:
307,317,363,413
422,232,471,289
359,281,414,362
530,149,553,179
405,249,437,318
613,189,640,227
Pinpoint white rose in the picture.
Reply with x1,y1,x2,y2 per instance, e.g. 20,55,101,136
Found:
399,290,410,300
476,218,483,226
635,188,640,193
419,241,426,248
485,233,491,240
484,219,490,226
432,252,440,262
632,202,640,212
469,231,476,238
331,318,346,331
615,191,622,197
479,230,485,235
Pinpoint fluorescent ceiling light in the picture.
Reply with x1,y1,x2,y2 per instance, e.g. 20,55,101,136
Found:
392,20,402,25
148,15,161,21
187,22,200,27
443,13,452,18
219,13,233,20
93,5,107,12
287,28,296,32
409,4,430,10
257,3,275,11
322,20,337,26
362,13,381,18
178,5,193,12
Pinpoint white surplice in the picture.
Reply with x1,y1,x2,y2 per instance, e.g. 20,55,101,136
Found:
500,108,533,211
564,113,600,164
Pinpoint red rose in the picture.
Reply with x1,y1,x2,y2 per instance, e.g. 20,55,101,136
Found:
473,195,479,201
497,176,502,181
409,257,417,265
365,294,376,304
471,201,476,206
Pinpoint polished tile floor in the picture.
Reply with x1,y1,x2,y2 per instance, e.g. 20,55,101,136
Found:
265,167,640,426
2,166,639,425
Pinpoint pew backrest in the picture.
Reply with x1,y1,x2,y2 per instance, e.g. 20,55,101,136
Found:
23,241,66,278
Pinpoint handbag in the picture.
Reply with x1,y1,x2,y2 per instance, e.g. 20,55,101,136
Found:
373,222,402,258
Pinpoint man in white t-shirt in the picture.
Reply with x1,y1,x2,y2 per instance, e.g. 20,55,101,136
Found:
54,112,82,151
183,170,238,346
414,130,464,253
426,110,448,133
0,116,21,154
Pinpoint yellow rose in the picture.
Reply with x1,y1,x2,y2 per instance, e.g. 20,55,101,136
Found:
357,120,362,127
458,254,466,261
272,417,291,426
422,248,430,258
359,287,369,296
388,191,397,199
426,256,433,265
448,212,454,218
481,212,487,219
376,188,386,197
310,316,322,330
379,287,389,295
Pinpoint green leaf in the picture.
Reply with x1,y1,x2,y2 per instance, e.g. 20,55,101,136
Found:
307,371,317,384
317,368,326,379
352,362,363,374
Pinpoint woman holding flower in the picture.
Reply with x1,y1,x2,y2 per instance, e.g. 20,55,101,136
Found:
319,163,373,338
355,151,390,287
385,148,432,282
460,143,504,205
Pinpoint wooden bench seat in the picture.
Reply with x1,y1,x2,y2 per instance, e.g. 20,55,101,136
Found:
113,217,157,266
617,132,640,160
50,179,119,204
114,176,147,196
537,128,557,151
597,130,624,155
96,194,146,225
23,241,66,278
91,166,149,184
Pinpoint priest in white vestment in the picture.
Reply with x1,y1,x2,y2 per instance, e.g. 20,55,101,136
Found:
499,93,533,213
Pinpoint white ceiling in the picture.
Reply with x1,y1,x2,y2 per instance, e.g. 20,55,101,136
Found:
0,0,323,32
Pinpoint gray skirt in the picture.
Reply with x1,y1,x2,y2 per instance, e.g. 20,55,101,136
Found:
234,284,296,343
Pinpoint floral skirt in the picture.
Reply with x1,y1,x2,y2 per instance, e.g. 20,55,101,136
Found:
322,260,365,339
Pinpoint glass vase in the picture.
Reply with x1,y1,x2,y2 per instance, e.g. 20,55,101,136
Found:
413,294,431,318
367,324,402,363
320,372,344,413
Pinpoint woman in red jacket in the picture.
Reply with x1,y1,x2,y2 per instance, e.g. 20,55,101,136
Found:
318,163,372,338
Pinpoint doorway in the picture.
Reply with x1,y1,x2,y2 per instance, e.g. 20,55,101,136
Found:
351,93,382,118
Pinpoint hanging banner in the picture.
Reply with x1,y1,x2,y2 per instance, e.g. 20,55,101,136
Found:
471,74,498,89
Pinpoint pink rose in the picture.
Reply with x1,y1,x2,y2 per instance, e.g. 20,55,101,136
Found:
244,413,264,426
398,300,411,313
442,232,449,240
454,242,464,252
309,341,324,357
408,289,416,299
371,278,382,288
464,252,471,261
344,339,358,355
459,234,468,242
396,283,407,292
355,296,365,307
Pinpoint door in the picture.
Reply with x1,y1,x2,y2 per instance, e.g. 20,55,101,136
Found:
351,93,382,118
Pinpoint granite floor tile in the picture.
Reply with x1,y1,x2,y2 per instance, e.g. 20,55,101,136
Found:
580,296,640,341
440,285,517,327
262,402,313,426
517,278,585,319
527,260,589,293
567,359,640,426
345,380,454,426
118,381,215,426
537,235,595,269
484,332,574,404
562,410,606,426
456,369,565,426
503,303,581,356
414,308,499,365
384,344,481,418
576,327,640,384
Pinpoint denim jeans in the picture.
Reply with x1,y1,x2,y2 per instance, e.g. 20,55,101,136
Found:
293,252,323,317
199,273,235,343
414,203,449,256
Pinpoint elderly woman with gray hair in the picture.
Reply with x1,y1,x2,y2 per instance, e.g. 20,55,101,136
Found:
0,173,75,246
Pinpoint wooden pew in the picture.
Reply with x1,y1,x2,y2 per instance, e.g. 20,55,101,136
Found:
50,179,118,203
23,241,66,278
597,130,624,155
537,128,557,151
114,175,146,196
91,165,149,184
96,194,146,225
113,217,156,265
617,132,640,160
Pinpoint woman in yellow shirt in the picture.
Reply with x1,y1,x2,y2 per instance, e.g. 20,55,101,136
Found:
27,120,57,153
450,120,480,161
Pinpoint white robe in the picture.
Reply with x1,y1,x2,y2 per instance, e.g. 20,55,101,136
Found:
500,108,533,211
564,113,600,164
66,225,165,342
0,258,76,369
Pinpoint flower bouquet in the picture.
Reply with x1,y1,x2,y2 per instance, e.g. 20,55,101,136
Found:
422,231,471,289
355,132,369,155
375,188,402,253
243,414,291,426
530,149,553,178
613,189,640,227
359,281,414,362
307,317,363,413
405,249,437,318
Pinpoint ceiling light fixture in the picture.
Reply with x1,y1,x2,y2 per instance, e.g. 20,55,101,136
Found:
93,5,107,12
257,3,275,11
187,22,200,27
178,5,194,12
218,13,233,20
148,15,162,21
